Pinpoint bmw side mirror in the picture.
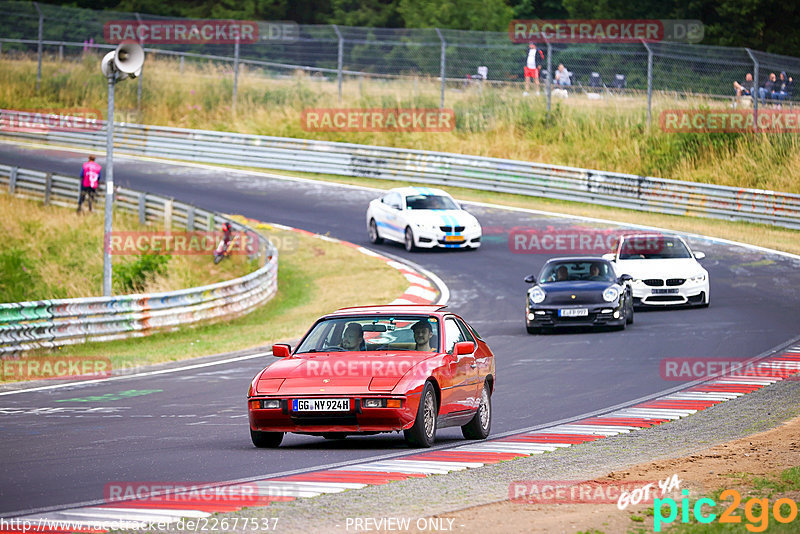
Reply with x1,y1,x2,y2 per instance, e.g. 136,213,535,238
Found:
523,274,536,284
694,251,706,260
272,344,291,358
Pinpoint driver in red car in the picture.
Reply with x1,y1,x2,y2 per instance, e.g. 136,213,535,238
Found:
340,323,366,351
411,319,435,351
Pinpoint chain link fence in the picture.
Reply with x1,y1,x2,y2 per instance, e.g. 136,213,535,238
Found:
2,1,800,120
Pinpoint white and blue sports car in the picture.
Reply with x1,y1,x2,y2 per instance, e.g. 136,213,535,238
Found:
366,187,482,251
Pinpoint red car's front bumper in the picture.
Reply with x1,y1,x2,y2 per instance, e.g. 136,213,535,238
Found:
248,395,418,433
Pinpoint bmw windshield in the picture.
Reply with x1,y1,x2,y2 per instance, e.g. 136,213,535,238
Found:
405,195,459,210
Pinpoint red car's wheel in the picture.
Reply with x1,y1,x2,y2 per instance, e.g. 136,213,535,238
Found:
404,382,437,447
250,429,283,448
462,382,491,439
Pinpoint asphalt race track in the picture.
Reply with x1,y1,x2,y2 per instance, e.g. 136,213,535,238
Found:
2,142,800,516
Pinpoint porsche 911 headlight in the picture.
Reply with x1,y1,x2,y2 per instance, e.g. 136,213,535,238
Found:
529,286,546,304
603,286,620,302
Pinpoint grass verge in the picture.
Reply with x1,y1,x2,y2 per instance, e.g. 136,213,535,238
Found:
14,223,409,376
0,193,251,301
2,55,800,193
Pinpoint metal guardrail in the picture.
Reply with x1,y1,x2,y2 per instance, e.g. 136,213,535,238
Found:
0,163,279,355
2,119,800,229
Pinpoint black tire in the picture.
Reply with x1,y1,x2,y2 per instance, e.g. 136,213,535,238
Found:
461,382,492,440
322,432,348,440
213,254,223,265
368,219,383,244
250,429,283,448
626,296,634,324
404,227,417,252
404,382,437,447
526,325,540,335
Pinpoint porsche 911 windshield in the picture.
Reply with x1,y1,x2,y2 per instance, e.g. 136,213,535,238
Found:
295,315,441,353
620,238,692,259
405,195,458,210
539,261,616,284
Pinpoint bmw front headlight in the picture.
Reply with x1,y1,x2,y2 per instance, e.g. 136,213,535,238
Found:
529,286,546,304
603,286,620,302
690,273,707,283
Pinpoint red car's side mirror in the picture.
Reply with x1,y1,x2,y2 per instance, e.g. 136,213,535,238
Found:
454,341,475,356
272,344,291,358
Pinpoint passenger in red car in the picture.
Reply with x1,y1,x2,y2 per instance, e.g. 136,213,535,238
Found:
412,320,435,351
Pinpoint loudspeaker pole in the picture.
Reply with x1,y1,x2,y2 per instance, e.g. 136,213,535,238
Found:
102,71,115,296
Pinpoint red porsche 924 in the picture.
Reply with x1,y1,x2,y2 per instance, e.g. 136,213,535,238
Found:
247,305,495,448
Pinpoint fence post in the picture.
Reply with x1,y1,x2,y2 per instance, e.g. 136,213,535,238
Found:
232,27,240,114
745,48,759,133
44,172,52,205
545,41,552,118
1,41,3,58
207,213,215,231
9,167,18,194
34,2,43,92
58,44,63,61
179,55,184,73
435,28,446,109
332,25,343,103
186,206,195,231
138,192,146,224
642,40,653,127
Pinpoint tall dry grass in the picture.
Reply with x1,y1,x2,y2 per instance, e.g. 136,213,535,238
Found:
2,54,800,193
0,193,251,302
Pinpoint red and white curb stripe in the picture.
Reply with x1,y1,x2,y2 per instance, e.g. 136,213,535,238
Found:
8,347,799,532
264,222,444,306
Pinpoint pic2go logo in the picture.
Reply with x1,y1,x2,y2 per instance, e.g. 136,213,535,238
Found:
654,489,799,532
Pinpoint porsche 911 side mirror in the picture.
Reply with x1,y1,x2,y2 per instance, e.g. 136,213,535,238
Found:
694,251,706,260
618,274,633,283
602,253,616,261
272,344,291,358
523,274,536,284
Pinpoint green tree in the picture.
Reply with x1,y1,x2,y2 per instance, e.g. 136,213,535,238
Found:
328,0,404,27
398,0,514,31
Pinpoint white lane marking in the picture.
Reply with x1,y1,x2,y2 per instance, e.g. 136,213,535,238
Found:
405,285,438,300
359,460,466,472
0,352,272,397
332,464,451,475
463,442,560,452
253,481,366,491
456,445,549,454
396,459,485,469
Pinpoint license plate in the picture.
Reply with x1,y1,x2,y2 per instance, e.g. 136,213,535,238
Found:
292,398,350,412
559,308,589,317
444,235,463,242
652,288,679,294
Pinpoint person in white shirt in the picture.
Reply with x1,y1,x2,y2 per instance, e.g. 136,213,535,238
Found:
555,63,571,86
524,43,544,95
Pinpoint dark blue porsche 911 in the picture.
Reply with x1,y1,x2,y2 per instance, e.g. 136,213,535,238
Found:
524,257,633,334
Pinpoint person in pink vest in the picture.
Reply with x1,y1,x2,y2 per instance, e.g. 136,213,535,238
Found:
77,155,102,213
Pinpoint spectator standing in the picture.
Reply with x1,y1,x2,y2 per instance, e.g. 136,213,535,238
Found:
523,42,544,96
77,155,101,213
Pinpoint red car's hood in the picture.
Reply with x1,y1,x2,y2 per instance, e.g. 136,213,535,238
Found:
257,352,438,395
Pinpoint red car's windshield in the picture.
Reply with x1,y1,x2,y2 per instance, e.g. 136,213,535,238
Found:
294,315,441,354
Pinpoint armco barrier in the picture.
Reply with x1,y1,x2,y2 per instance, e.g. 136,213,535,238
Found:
1,117,799,229
0,164,278,356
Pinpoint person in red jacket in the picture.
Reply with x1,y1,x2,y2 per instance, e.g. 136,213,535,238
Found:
77,155,102,213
